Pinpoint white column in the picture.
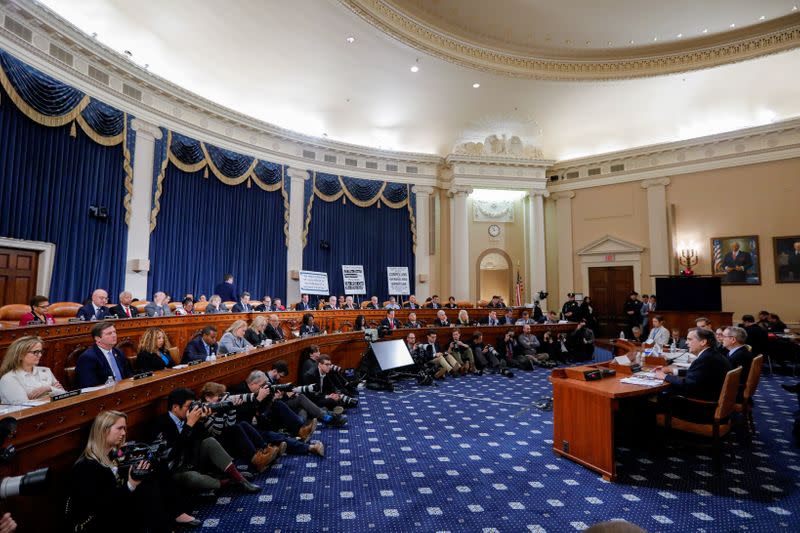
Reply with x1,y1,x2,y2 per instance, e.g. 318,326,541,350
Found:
286,167,309,303
525,190,549,306
124,119,162,299
552,191,576,300
449,185,472,300
412,185,433,301
641,178,672,279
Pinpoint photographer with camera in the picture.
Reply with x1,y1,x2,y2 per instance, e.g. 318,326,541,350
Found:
417,330,459,378
266,362,348,427
151,388,260,497
448,328,479,375
301,346,357,396
66,410,198,531
541,330,562,362
304,355,359,409
567,319,596,361
497,329,522,368
468,331,501,372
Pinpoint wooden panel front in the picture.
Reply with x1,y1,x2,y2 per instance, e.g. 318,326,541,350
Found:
0,247,38,307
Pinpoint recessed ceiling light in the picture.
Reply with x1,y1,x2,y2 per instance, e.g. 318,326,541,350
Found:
677,33,683,38
759,15,766,20
729,23,736,28
702,28,708,34
653,36,658,41
345,36,355,44
629,39,634,44
410,65,419,73
472,83,480,88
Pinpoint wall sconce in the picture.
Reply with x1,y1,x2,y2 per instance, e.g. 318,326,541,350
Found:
678,241,698,276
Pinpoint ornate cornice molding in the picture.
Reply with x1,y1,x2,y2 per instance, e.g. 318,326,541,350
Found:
340,0,800,80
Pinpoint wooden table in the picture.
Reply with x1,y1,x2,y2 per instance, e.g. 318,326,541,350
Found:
549,363,669,480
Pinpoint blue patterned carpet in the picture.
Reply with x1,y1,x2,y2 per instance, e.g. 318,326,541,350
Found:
192,369,800,532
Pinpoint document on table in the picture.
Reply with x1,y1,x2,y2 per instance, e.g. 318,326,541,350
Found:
620,376,665,387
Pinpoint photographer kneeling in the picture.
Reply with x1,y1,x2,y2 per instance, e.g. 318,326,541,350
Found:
66,410,199,532
448,329,479,375
152,388,260,497
304,354,359,409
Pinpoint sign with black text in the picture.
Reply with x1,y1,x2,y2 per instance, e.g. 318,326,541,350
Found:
299,270,330,295
341,265,366,295
387,266,410,295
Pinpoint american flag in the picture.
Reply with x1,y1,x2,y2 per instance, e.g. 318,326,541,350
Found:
514,270,524,306
713,240,722,273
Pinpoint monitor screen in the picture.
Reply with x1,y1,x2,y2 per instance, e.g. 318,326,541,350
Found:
370,339,415,371
655,277,722,311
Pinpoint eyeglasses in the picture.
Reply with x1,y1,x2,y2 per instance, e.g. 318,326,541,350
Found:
28,350,43,356
320,362,332,366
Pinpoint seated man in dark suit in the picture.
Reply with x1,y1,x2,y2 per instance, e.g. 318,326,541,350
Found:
425,295,442,309
433,309,451,327
722,326,754,400
740,314,768,356
654,328,732,419
75,321,132,387
182,326,219,363
365,296,381,310
144,291,173,317
75,289,110,321
295,294,313,311
231,292,254,313
303,354,358,409
379,309,402,331
404,312,422,328
403,295,420,309
152,388,259,494
482,310,500,327
322,295,339,310
110,290,138,319
255,296,273,312
264,314,286,341
341,296,358,310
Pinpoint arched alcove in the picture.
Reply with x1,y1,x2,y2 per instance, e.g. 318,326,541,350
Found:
476,248,514,304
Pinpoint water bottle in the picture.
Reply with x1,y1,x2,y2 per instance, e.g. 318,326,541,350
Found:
619,331,626,340
104,375,115,387
670,341,676,353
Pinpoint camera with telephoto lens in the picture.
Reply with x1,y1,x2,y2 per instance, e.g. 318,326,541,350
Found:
330,364,343,373
114,438,172,480
268,383,294,393
0,417,51,500
189,400,236,413
340,394,359,407
292,383,318,394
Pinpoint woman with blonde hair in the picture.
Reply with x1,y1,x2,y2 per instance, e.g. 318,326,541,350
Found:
245,315,269,347
204,294,228,314
0,336,64,404
66,410,198,531
219,320,254,355
456,309,471,326
135,328,175,372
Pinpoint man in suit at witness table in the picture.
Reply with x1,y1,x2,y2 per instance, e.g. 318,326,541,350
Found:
109,290,138,319
144,291,173,317
182,326,219,363
75,321,132,387
721,326,754,400
75,289,110,321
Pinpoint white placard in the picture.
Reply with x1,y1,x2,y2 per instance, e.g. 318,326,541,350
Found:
299,270,330,295
341,265,366,295
387,266,410,295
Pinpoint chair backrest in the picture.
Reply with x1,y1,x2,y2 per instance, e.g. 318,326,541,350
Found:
167,346,180,365
133,301,149,314
714,367,743,421
48,301,82,318
0,304,30,321
742,354,764,402
456,300,473,308
194,301,208,313
477,300,489,307
360,301,370,309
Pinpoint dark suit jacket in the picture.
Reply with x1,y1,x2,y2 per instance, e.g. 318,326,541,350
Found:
342,304,358,310
76,303,109,321
300,324,321,336
380,317,401,330
366,303,380,310
302,367,339,399
418,342,442,362
182,336,218,363
110,304,138,319
265,324,285,341
213,282,238,304
433,318,450,327
136,349,173,371
743,324,768,356
67,458,134,533
722,250,753,282
295,301,312,311
482,317,500,326
403,302,419,309
665,347,732,401
404,321,421,328
255,303,274,312
231,302,252,313
727,345,754,385
76,344,132,388
150,413,201,469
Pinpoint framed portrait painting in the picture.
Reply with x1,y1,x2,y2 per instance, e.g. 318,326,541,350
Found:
710,236,761,285
773,236,800,283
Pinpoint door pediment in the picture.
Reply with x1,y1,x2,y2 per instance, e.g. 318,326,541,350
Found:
577,235,644,256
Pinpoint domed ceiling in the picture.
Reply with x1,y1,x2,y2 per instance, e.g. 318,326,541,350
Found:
34,0,800,160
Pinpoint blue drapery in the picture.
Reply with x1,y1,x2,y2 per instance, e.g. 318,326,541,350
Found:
0,48,133,302
302,172,416,301
146,164,287,300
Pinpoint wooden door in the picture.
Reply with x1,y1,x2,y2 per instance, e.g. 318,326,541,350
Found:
0,247,38,306
588,266,634,337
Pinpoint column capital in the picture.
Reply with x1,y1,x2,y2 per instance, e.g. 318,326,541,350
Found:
526,189,550,198
287,167,310,182
447,185,473,197
552,191,575,200
641,177,671,189
130,119,162,140
412,185,435,196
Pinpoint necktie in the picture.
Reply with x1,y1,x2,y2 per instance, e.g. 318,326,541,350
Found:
204,342,210,356
106,350,123,381
125,307,131,317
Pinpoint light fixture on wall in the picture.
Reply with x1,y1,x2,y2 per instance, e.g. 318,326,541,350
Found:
678,241,698,276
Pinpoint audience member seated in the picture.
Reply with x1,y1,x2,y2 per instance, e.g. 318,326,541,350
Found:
231,292,254,313
303,354,359,408
109,291,138,319
18,295,55,326
502,309,515,325
645,315,670,347
669,328,688,350
182,326,219,363
172,297,194,316
144,292,173,317
404,312,422,328
403,295,420,309
353,315,368,331
740,315,768,357
443,296,458,309
0,335,65,404
757,310,770,330
76,322,132,387
136,328,175,372
518,324,549,367
338,295,346,308
295,294,313,311
341,296,358,310
486,295,505,309
540,330,562,362
496,329,525,368
264,314,286,341
456,309,471,326
213,274,238,304
362,296,378,310
218,320,254,355
426,295,442,309
544,311,560,325
273,298,286,311
65,410,196,532
204,294,228,314
567,319,595,361
385,296,400,310
198,295,207,303
244,316,269,347
75,289,110,321
695,316,713,331
323,296,339,310
767,313,787,333
300,313,321,336
482,310,500,326
629,326,645,342
380,309,401,330
470,331,502,372
151,388,260,495
722,326,754,400
447,328,478,374
515,310,535,325
433,309,451,327
416,330,458,378
198,382,283,472
255,296,273,312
